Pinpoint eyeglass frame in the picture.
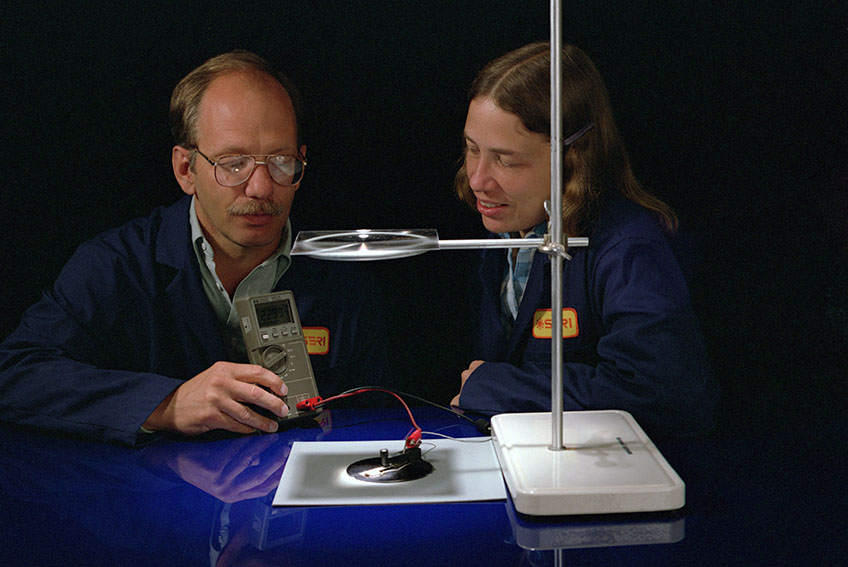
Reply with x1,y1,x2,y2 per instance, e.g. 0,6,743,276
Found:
190,148,307,187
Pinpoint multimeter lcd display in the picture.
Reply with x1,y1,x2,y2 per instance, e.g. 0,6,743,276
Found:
255,300,293,328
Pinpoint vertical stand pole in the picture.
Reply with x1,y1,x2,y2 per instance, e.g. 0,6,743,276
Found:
549,0,565,451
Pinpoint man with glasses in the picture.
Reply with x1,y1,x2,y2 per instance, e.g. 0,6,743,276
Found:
0,51,387,445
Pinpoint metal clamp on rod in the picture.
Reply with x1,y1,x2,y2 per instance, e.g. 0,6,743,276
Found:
538,234,589,260
538,234,567,260
541,200,590,260
538,234,571,260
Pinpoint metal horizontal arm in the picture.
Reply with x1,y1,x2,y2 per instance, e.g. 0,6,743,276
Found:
437,237,589,250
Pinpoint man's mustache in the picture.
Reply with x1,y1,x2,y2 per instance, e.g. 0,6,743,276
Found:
227,201,286,216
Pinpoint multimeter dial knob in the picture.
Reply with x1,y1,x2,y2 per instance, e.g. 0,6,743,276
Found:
261,345,288,374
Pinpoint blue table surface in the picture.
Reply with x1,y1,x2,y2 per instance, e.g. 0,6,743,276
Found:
1,402,844,567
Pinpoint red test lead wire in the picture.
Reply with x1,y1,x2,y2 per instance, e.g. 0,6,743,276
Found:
295,388,423,449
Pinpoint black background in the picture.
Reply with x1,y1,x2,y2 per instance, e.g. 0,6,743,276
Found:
3,2,846,432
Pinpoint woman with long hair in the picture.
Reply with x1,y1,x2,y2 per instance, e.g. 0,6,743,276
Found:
451,42,717,437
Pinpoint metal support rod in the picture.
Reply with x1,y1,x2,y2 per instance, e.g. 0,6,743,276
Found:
549,0,565,451
437,237,588,250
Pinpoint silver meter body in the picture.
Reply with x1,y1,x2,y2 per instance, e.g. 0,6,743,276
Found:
235,291,319,419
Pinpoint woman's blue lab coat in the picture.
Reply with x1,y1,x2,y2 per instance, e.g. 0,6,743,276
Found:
457,192,718,437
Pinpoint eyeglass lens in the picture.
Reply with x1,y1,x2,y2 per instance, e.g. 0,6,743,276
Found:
215,155,304,186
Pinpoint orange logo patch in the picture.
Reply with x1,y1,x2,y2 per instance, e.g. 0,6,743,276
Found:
532,309,579,339
303,327,329,355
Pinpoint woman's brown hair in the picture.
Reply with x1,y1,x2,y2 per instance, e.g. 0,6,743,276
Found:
455,42,677,235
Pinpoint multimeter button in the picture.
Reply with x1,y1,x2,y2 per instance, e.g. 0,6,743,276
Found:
280,328,289,336
290,326,299,335
261,332,270,341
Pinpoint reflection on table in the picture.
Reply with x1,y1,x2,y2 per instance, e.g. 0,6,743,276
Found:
1,403,843,566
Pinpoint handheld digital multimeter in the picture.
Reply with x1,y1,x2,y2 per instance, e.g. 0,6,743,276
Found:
234,291,319,420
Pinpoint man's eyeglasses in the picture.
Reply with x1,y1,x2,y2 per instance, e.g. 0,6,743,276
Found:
192,148,307,187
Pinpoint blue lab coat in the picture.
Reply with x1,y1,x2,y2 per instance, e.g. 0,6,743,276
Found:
458,192,718,437
0,197,388,445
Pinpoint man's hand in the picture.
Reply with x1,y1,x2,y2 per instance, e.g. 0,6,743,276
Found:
450,360,485,409
144,361,288,435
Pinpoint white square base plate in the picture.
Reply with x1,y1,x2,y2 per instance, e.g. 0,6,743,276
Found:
491,410,684,516
273,438,506,506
